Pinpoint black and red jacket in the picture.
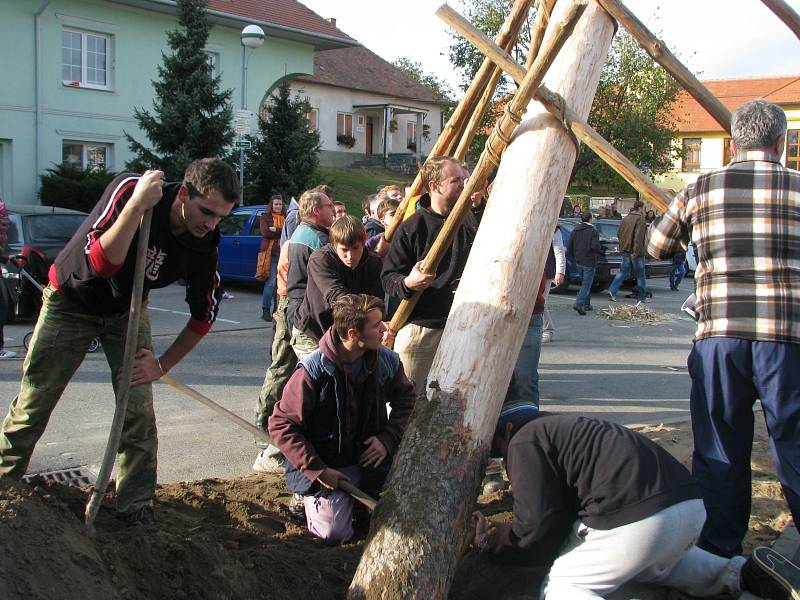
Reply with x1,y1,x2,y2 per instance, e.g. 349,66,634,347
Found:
49,173,222,334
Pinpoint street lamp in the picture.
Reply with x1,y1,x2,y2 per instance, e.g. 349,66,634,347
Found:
239,24,265,202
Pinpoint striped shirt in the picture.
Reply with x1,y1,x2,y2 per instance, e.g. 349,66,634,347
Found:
648,150,800,344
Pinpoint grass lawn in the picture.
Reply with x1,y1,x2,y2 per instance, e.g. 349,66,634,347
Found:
317,167,408,215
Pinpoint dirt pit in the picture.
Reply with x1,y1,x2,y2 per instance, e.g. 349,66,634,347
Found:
0,417,791,600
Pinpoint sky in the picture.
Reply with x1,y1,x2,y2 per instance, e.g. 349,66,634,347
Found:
299,0,800,97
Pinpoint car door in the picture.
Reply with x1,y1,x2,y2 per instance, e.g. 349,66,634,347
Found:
239,210,265,282
217,211,252,279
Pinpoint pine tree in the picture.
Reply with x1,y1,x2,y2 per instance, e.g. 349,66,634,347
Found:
243,82,320,204
125,0,234,180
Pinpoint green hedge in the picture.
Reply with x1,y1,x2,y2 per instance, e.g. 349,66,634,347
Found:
39,164,117,213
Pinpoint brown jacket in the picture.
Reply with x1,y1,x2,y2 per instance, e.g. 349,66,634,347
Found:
617,211,647,256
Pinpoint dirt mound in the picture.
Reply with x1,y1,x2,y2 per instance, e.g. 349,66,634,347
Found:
0,418,790,600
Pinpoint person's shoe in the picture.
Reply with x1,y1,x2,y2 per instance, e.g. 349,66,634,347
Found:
222,291,234,299
122,505,155,528
670,285,679,291
541,331,553,343
635,298,652,307
252,447,286,473
741,546,800,600
584,305,593,311
287,493,306,522
604,290,616,302
573,304,586,316
0,349,16,359
254,414,269,448
261,308,272,322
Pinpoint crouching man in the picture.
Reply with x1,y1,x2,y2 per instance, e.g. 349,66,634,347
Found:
268,293,414,544
475,408,798,599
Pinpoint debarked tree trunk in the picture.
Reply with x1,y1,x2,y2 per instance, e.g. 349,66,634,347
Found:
348,2,616,599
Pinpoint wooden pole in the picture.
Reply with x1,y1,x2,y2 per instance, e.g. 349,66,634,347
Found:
595,0,732,134
84,209,153,534
386,1,588,338
760,0,800,39
447,10,672,212
383,0,534,242
348,2,610,598
527,0,558,67
159,373,378,511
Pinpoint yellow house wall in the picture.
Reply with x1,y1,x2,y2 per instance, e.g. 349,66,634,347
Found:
656,103,800,195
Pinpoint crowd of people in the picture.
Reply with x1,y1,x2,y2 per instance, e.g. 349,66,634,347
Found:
0,100,798,598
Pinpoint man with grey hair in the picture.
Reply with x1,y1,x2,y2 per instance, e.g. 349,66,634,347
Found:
649,99,800,565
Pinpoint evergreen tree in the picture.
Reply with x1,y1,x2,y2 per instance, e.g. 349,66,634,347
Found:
243,82,320,204
125,0,233,180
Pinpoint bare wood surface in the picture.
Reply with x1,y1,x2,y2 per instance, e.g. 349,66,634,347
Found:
85,209,153,534
159,373,378,511
449,12,672,212
348,2,608,598
386,0,588,338
527,0,558,67
383,0,534,242
596,0,732,133
760,0,800,39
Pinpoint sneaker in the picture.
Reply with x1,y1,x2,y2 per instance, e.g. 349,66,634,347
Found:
0,349,16,359
584,305,593,311
288,493,306,522
635,298,652,307
541,332,553,343
573,304,586,316
222,291,234,299
261,308,273,322
122,505,155,528
604,290,616,302
252,446,286,473
741,546,800,600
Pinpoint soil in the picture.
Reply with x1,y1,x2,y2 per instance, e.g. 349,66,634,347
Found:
0,417,791,600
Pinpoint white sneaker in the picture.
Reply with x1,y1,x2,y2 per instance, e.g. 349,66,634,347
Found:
0,349,17,359
252,447,285,473
541,332,553,343
222,291,235,299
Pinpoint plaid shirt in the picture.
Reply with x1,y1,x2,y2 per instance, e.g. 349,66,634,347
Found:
649,150,800,344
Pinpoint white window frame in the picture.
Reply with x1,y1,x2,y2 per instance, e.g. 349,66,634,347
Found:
307,108,319,131
406,121,417,149
337,112,353,137
62,27,112,90
62,140,111,171
205,51,220,77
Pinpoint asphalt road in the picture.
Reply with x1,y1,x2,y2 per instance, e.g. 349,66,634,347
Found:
0,275,698,484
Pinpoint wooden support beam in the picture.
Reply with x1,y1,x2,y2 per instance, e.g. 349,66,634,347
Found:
445,8,672,212
383,0,534,242
760,0,800,39
527,0,558,67
386,0,588,338
595,0,732,134
348,2,605,598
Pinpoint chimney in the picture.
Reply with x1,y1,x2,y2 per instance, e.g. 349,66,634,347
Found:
327,17,336,27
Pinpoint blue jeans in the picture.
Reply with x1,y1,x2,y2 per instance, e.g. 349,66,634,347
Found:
575,266,595,308
261,254,279,311
505,313,544,408
688,337,800,557
608,253,646,301
670,260,686,290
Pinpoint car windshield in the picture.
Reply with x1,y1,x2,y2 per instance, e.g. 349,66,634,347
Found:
595,222,619,240
23,214,87,244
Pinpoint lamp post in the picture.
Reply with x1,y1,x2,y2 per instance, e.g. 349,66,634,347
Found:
239,24,265,202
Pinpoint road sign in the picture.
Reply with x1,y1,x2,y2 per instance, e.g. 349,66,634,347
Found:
234,140,252,150
233,109,254,136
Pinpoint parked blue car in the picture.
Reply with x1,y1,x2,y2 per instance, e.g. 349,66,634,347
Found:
556,217,671,292
217,205,268,283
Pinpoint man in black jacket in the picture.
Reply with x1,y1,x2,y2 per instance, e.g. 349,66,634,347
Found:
566,211,603,315
0,159,239,525
294,215,384,343
381,156,474,399
475,409,797,598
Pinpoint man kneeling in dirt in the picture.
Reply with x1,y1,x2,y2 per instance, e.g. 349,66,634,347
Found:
475,407,800,599
268,293,415,544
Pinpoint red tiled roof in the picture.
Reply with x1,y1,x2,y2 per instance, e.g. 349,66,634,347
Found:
295,46,446,104
673,75,800,133
206,0,354,42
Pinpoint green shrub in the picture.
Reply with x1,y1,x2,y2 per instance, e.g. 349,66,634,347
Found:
39,164,117,213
